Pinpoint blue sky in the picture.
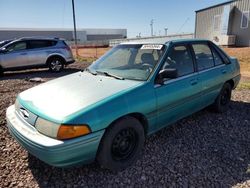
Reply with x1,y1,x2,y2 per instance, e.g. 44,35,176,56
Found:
1,0,225,37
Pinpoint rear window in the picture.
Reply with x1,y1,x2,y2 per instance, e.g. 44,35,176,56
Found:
28,40,57,49
211,47,224,66
61,40,70,47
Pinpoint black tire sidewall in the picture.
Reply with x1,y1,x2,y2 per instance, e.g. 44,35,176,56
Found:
0,67,3,77
48,57,64,72
97,116,145,171
214,83,232,113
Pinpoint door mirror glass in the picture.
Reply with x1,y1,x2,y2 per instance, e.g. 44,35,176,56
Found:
156,68,178,84
0,47,7,53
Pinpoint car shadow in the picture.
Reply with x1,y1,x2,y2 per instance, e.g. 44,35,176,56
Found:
0,68,81,81
28,100,250,187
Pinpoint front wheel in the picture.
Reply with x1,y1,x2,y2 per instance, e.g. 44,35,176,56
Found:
48,57,64,72
212,83,232,113
97,117,145,171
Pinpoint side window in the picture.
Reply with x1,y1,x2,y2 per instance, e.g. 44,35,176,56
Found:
192,44,214,71
214,15,221,31
162,45,194,77
6,42,27,52
29,40,52,49
50,40,57,46
211,47,224,66
241,11,249,29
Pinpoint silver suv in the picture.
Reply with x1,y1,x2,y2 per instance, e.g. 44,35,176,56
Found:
0,37,75,75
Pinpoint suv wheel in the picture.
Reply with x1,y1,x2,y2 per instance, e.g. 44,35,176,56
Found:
48,57,64,72
97,117,145,171
0,66,4,77
212,83,232,113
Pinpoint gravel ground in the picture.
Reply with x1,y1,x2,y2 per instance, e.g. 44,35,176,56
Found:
0,63,250,188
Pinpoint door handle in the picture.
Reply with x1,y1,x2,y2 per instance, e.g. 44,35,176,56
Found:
221,69,227,74
190,79,198,86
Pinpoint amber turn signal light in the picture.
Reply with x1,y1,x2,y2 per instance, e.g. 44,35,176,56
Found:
57,125,91,140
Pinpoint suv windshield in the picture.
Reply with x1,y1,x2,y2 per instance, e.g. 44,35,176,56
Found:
88,44,166,81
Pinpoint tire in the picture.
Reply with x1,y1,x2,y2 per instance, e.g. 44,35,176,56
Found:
48,57,64,72
0,66,3,77
97,116,145,171
212,82,232,113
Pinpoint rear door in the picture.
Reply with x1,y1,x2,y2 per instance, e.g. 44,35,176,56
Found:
0,41,29,68
154,43,203,131
191,42,232,106
27,40,53,66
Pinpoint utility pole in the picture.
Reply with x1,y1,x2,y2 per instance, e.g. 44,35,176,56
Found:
150,19,154,36
72,0,78,56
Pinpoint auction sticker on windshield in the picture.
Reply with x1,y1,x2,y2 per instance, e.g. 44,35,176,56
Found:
141,44,163,50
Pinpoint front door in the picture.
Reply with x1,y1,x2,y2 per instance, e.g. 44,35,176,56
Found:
27,40,50,66
154,44,202,132
0,41,29,68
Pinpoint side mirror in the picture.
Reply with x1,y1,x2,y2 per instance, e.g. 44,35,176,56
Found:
156,68,178,84
0,48,7,53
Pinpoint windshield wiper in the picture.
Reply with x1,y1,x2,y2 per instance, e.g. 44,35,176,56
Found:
96,71,124,80
84,68,97,75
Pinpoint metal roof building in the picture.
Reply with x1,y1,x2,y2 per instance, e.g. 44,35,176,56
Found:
195,0,250,46
0,28,127,44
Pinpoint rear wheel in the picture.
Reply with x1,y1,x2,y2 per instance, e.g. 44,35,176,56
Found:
97,116,145,171
0,66,4,77
48,57,64,72
212,83,232,113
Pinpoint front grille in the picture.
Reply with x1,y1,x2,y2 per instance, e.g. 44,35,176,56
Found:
15,100,38,126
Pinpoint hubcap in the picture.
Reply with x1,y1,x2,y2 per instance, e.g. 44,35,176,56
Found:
51,60,62,71
111,128,138,161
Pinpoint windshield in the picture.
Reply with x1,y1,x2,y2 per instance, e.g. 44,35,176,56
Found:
88,44,166,81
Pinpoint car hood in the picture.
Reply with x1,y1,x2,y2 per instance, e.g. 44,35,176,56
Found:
18,71,143,122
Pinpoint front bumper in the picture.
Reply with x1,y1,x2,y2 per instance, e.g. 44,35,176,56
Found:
6,105,104,167
232,74,241,89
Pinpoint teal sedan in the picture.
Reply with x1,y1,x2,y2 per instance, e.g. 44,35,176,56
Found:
6,39,241,171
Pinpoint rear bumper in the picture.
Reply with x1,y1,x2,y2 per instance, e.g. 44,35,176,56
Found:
232,74,241,89
6,105,104,167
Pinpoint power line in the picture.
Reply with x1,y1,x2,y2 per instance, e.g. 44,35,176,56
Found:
177,18,190,34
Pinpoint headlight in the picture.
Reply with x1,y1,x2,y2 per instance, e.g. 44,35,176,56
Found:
15,99,20,111
35,118,61,138
35,118,91,140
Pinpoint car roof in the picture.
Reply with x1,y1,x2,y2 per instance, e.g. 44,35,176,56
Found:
0,37,62,48
121,39,211,45
20,37,59,41
169,38,210,44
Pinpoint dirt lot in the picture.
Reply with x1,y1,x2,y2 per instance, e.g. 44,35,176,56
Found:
224,47,250,78
0,58,250,187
